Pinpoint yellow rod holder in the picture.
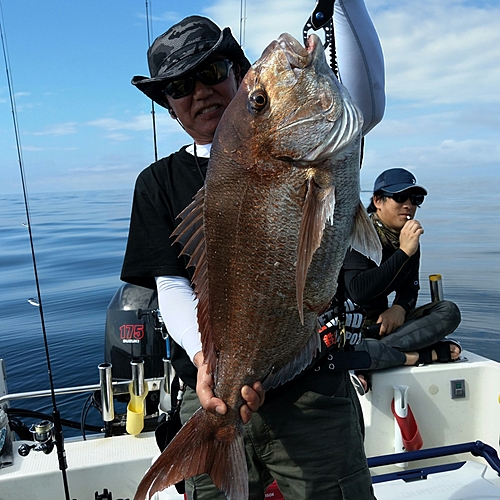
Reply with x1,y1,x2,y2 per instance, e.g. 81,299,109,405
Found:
126,359,148,435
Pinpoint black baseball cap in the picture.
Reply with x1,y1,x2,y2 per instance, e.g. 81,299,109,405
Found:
373,168,427,195
132,15,251,109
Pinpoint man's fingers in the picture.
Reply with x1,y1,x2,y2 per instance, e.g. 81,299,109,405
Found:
215,402,227,415
241,383,266,412
240,404,252,424
253,381,266,406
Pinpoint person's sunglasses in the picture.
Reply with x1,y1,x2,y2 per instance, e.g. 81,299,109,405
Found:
163,59,234,100
384,190,425,206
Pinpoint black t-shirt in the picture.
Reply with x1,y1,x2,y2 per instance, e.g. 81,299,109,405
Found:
121,146,208,288
121,146,208,388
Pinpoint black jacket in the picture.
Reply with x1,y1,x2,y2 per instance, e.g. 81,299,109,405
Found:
342,244,420,323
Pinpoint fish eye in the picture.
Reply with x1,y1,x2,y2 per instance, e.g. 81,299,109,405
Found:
249,89,268,111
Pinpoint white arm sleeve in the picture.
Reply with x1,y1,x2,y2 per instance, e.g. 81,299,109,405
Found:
155,275,202,363
334,0,386,135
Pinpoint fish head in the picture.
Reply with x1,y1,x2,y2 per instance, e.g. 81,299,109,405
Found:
216,33,363,164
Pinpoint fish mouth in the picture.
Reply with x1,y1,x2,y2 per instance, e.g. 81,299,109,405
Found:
275,33,321,74
305,34,320,55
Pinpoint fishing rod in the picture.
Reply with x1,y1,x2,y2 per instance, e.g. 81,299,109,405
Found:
0,4,72,500
239,0,247,48
145,0,158,162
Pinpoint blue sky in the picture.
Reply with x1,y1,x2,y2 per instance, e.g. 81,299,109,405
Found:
1,0,499,196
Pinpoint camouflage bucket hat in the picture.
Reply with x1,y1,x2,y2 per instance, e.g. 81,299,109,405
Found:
132,15,251,109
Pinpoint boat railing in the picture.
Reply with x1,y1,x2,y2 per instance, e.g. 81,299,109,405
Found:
368,440,500,483
0,377,164,406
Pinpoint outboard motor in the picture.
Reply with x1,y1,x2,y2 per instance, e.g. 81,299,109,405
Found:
104,283,165,380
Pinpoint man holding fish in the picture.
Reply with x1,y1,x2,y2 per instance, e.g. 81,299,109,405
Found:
122,1,385,498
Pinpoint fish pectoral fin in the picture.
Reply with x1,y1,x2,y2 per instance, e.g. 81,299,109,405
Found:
349,202,383,265
262,330,322,390
134,407,248,500
296,178,333,324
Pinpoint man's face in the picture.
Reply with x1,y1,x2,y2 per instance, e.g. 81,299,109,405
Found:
374,191,420,231
166,63,240,145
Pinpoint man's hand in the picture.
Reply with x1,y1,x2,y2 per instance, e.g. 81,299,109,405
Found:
194,351,265,424
376,304,406,336
399,219,424,257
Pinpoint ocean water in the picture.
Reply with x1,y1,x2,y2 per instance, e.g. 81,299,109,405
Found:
0,186,499,434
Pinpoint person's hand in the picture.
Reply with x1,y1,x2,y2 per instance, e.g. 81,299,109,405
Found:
376,304,406,336
240,382,265,423
193,351,265,424
399,219,424,257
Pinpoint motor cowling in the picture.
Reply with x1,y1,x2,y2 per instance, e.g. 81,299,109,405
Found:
104,283,165,380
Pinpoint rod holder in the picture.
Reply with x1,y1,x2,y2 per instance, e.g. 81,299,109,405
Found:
126,358,148,435
429,274,443,302
163,358,174,394
130,358,145,397
98,363,114,423
159,358,176,414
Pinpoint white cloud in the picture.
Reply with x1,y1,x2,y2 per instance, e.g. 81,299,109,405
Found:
22,146,78,152
206,0,315,61
87,115,153,132
400,138,500,171
103,133,134,142
208,0,500,107
371,1,500,104
29,122,78,136
87,113,177,134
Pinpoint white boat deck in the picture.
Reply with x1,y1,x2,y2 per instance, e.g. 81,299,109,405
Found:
0,433,164,500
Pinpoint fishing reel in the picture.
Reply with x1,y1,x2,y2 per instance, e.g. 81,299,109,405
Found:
18,419,55,456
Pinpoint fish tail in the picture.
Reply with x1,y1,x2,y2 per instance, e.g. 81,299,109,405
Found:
134,407,248,500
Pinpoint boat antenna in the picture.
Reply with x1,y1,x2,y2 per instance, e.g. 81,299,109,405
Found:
0,4,71,500
145,0,158,162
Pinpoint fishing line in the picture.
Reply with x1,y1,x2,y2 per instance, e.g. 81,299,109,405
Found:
0,4,71,499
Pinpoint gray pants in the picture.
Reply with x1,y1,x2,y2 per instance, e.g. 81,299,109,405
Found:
180,369,375,500
355,300,461,370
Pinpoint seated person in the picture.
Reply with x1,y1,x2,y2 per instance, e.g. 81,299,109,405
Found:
340,168,462,393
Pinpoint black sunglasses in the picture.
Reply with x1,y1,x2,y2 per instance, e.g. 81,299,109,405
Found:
163,59,234,100
384,190,425,207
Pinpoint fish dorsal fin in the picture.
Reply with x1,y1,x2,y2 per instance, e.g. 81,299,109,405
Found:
172,187,216,372
350,202,383,265
173,187,206,269
262,329,321,390
296,177,335,324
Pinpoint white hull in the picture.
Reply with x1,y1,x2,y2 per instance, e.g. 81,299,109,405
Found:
364,350,500,499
